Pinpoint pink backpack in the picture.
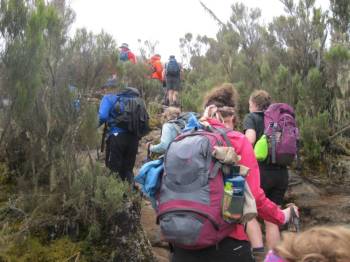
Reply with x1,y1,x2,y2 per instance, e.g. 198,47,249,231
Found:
157,129,237,250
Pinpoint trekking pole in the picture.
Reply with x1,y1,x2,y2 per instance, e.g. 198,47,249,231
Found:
287,203,300,233
271,123,277,164
146,142,151,162
100,123,107,153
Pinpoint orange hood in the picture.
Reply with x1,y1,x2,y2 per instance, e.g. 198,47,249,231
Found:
150,55,161,62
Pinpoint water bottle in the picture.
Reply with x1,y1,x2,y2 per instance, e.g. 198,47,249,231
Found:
222,180,234,221
231,176,245,196
222,175,245,223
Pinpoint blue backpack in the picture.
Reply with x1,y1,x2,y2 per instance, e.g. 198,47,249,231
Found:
120,50,129,62
166,59,180,77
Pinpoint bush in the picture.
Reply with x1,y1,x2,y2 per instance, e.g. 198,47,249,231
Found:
119,62,163,103
325,44,350,63
1,237,83,262
299,111,330,162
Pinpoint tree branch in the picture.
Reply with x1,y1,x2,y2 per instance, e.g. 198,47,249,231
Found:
199,1,226,28
328,123,350,141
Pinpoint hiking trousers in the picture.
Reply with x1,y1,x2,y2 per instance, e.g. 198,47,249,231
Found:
259,163,289,206
171,238,254,262
105,132,138,183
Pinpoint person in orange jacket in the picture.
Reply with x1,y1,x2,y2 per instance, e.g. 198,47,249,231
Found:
149,54,163,82
148,54,168,105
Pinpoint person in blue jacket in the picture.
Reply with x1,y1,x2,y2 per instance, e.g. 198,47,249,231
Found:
98,78,141,183
148,107,181,155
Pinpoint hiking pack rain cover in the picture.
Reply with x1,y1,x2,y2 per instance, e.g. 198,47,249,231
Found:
254,134,268,161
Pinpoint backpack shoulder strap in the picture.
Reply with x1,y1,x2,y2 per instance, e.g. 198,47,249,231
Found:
108,94,121,115
213,128,233,147
171,122,182,134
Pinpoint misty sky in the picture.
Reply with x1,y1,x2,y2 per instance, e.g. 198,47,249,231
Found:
70,0,329,63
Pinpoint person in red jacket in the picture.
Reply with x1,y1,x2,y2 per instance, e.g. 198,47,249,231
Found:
119,43,136,64
171,83,298,262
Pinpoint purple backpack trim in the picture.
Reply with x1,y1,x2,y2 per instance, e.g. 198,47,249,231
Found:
264,250,285,262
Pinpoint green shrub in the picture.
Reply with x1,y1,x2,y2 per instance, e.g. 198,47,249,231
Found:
299,111,330,162
325,44,350,63
0,237,84,262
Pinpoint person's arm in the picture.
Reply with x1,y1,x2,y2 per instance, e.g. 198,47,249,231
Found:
98,95,112,127
150,123,176,154
162,63,167,80
243,114,257,144
128,51,136,64
238,137,285,225
156,62,163,80
245,129,256,144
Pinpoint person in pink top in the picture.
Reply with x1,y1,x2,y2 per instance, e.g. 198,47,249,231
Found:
171,83,298,262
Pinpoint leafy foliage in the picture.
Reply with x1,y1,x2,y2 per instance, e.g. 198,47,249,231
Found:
180,0,349,164
0,0,154,260
0,0,349,259
299,111,330,161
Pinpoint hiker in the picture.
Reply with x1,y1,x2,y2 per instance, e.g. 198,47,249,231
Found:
148,107,181,155
98,80,149,183
148,54,163,82
163,83,298,262
119,43,136,64
196,86,264,259
243,90,291,249
265,225,350,262
164,55,181,107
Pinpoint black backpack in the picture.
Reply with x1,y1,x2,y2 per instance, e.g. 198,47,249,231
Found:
112,87,150,138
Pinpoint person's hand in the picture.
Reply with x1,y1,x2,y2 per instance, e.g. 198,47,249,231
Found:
146,142,152,150
203,105,218,119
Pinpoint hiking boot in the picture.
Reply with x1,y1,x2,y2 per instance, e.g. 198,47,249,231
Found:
252,247,266,262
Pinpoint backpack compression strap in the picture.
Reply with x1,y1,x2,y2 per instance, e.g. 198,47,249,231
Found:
212,127,239,178
270,123,278,164
202,125,236,178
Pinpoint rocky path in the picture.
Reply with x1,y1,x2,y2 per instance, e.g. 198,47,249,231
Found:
135,129,170,261
286,169,350,228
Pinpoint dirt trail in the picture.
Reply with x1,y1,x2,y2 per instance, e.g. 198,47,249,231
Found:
135,129,170,261
135,130,350,261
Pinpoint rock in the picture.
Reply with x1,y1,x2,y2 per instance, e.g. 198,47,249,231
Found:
286,171,350,228
153,247,171,262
